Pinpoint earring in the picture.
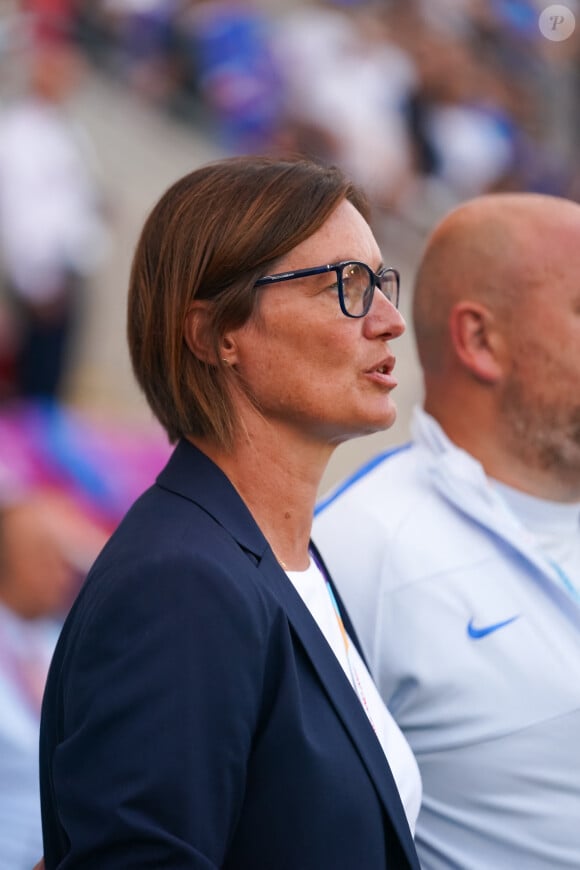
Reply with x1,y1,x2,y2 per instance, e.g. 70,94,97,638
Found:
221,358,230,365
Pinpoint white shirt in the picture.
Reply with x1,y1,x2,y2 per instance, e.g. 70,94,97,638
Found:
286,558,422,834
492,479,580,599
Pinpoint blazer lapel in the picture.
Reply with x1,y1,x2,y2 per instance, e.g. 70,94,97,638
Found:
157,439,270,559
259,547,419,868
158,441,419,868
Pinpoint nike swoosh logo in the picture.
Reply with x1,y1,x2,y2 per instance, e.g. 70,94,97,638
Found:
467,615,520,639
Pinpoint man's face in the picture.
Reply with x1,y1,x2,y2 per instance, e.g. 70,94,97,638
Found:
499,216,580,492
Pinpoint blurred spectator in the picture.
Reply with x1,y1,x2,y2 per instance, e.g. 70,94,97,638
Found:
0,493,102,870
0,41,110,401
273,0,417,210
97,0,182,104
0,429,108,870
0,397,170,869
405,32,517,198
175,0,285,151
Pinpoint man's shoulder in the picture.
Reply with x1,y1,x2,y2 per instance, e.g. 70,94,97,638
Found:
313,442,432,597
316,441,425,518
314,435,498,590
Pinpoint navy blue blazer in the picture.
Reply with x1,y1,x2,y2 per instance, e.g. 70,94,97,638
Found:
40,440,420,869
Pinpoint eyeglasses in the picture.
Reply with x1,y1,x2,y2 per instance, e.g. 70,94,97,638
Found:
254,260,400,318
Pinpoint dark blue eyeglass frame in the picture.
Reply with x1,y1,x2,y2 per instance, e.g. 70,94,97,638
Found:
254,260,400,318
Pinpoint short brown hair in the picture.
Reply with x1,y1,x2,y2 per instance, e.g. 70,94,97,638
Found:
127,154,369,447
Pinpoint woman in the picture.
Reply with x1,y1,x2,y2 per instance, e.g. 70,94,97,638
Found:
39,155,421,868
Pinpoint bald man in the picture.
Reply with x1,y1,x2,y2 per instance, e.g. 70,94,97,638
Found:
313,193,580,870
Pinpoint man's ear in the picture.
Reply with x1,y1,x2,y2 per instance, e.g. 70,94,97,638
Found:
448,301,505,384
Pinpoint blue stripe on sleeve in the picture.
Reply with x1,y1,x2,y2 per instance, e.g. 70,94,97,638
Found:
314,442,412,516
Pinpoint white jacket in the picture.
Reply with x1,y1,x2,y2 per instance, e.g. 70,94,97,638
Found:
314,407,580,870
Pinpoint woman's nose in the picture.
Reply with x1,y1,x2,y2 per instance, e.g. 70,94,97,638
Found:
364,289,406,338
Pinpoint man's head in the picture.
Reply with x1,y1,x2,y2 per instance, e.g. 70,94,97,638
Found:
412,192,580,500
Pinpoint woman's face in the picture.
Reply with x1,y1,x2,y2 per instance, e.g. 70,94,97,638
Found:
226,199,406,447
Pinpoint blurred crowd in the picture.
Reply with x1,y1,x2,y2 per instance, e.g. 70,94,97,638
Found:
3,1,580,258
40,0,580,216
0,0,579,866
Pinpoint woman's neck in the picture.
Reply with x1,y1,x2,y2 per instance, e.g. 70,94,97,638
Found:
188,422,333,572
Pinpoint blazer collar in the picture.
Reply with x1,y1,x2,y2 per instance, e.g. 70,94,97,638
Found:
157,440,418,868
156,438,270,560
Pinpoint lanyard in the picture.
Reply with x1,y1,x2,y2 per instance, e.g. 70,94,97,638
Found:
324,580,377,731
308,547,376,728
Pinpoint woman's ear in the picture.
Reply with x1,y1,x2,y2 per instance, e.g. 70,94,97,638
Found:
449,301,505,384
184,301,218,364
184,301,240,366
